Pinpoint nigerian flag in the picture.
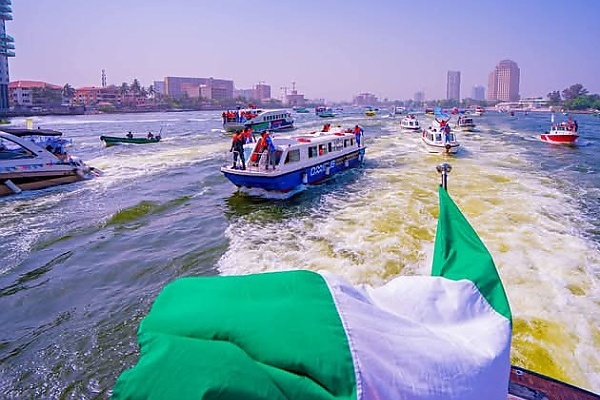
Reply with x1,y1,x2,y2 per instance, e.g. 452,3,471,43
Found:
113,186,512,400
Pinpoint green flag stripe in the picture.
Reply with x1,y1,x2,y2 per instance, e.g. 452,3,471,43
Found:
113,270,357,400
432,186,512,322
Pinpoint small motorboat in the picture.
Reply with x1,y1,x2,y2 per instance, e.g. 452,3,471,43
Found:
400,115,421,131
100,134,161,147
365,106,377,117
421,124,460,155
1,127,100,196
315,106,336,118
540,115,578,145
455,116,476,132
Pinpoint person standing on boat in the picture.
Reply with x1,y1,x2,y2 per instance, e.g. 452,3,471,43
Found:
230,131,245,170
353,125,364,147
262,131,276,170
147,132,154,139
242,127,254,144
126,131,133,139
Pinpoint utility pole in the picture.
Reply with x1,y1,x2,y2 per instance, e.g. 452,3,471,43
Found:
101,69,106,88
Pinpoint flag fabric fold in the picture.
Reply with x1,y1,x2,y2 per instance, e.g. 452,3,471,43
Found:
113,187,512,400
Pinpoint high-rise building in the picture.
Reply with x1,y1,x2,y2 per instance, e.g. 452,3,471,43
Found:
0,0,15,111
471,86,485,101
487,60,520,102
414,91,425,103
446,71,461,100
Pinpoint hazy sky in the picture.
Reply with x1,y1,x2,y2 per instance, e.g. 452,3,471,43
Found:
8,0,600,102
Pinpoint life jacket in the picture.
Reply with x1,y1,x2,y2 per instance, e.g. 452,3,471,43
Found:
250,137,265,162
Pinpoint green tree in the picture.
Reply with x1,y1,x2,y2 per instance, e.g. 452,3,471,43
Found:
546,90,561,105
119,82,129,96
130,79,142,96
562,84,588,101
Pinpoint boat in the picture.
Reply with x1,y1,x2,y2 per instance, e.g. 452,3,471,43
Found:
293,106,310,113
220,126,366,193
455,116,477,132
540,114,579,145
389,106,405,117
473,106,484,116
222,108,294,133
399,114,421,131
422,125,460,154
540,124,578,145
100,134,161,147
0,128,100,196
365,106,377,117
315,106,336,118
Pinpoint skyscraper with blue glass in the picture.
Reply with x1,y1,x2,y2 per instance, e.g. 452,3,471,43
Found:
0,0,14,111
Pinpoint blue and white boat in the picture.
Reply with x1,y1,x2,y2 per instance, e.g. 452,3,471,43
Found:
315,106,336,118
220,126,366,193
223,108,294,133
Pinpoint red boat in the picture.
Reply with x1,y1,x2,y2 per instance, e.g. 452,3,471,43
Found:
541,116,579,145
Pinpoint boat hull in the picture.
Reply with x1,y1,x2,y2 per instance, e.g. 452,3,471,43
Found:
0,170,85,197
221,148,365,192
540,133,578,144
508,365,600,399
100,136,161,146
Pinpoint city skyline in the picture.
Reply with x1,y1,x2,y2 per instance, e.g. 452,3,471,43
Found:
6,0,600,102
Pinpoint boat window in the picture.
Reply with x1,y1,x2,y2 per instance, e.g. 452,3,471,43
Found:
436,134,442,142
0,137,36,159
344,139,349,148
285,149,301,164
318,144,327,156
308,146,318,158
350,138,354,146
334,139,343,151
327,142,333,152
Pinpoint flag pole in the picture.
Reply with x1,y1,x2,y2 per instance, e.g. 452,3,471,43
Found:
436,163,452,191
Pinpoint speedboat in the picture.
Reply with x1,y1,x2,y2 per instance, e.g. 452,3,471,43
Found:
220,126,366,193
0,128,101,196
455,116,476,132
222,108,294,133
473,106,484,116
315,106,336,118
540,123,578,145
421,124,460,155
365,106,377,117
293,106,310,113
400,115,421,131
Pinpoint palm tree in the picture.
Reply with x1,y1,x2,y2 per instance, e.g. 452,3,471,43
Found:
119,82,129,96
130,79,141,96
147,85,155,98
62,83,75,105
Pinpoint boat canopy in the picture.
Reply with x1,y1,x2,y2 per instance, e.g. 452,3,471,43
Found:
1,127,63,137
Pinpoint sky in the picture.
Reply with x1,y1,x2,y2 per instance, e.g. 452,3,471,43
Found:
7,0,600,102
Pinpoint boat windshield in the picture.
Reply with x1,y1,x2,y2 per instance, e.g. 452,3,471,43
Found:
0,137,36,160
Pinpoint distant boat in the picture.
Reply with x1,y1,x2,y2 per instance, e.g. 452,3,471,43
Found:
315,106,336,118
100,134,161,147
455,116,476,132
540,120,578,145
223,108,294,133
400,115,421,131
365,106,377,117
293,106,310,113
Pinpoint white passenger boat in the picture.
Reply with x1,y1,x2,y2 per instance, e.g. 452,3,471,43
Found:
222,108,294,133
421,124,460,155
400,115,421,131
220,126,366,193
455,116,476,132
0,128,101,197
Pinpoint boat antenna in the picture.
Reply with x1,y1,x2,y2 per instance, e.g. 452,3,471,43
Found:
436,163,452,191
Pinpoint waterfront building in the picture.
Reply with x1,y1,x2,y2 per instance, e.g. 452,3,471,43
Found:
446,71,461,101
472,86,485,101
487,60,520,102
9,80,62,109
283,82,305,106
255,83,271,102
354,92,378,106
0,0,15,111
163,76,233,99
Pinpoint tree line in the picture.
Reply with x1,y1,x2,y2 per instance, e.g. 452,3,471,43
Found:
547,84,600,110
